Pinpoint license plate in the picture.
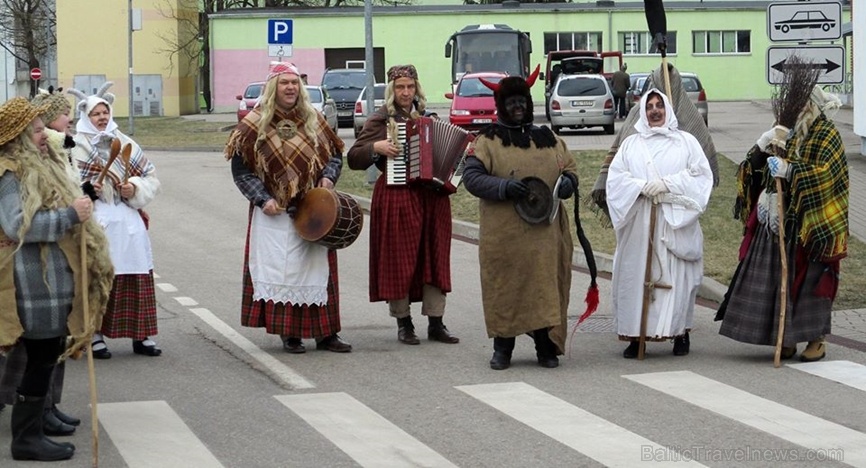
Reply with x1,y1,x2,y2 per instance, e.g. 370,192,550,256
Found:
571,100,593,107
472,118,492,124
338,111,352,117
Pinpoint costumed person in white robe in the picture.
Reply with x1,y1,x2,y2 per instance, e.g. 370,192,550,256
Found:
606,89,713,358
69,82,163,359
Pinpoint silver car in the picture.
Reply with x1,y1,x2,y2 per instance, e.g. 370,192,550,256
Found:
306,85,338,131
548,74,615,135
638,72,709,125
353,84,386,138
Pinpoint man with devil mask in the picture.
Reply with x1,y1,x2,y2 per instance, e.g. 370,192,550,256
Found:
462,67,580,370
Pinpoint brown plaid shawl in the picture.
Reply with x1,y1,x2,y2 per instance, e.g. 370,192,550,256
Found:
77,133,153,188
735,114,848,262
225,107,344,209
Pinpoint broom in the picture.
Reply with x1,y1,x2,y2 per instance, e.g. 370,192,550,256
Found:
769,54,820,368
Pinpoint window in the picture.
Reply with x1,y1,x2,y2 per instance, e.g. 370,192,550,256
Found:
619,32,677,55
543,32,603,54
693,30,750,54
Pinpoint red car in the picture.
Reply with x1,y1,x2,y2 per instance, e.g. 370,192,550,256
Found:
445,72,506,132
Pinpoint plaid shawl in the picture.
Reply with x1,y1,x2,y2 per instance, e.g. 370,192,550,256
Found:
734,114,848,262
77,131,154,191
225,107,343,209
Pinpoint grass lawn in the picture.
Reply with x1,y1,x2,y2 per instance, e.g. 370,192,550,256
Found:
127,117,866,310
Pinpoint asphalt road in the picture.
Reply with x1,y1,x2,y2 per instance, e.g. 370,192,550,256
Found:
1,142,865,467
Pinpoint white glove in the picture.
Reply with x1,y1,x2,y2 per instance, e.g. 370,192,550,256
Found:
757,190,780,234
757,125,790,152
756,128,776,152
641,179,669,198
767,156,790,179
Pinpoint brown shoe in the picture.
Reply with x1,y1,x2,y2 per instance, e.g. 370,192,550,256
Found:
397,317,420,345
428,316,459,343
316,334,352,353
800,338,826,362
282,337,306,354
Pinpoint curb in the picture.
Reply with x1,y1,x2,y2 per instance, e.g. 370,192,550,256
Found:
351,194,727,305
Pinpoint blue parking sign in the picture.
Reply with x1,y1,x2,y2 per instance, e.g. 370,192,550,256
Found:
268,19,293,45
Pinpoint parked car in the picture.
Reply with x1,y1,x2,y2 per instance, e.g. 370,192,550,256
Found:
236,81,265,122
638,71,708,125
235,82,338,129
626,72,650,112
321,68,367,128
353,84,386,138
548,74,615,135
445,72,505,132
306,85,338,131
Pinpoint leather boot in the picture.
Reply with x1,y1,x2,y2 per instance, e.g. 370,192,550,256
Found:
800,336,826,362
427,316,459,344
672,332,690,356
11,394,75,461
490,337,515,370
42,407,75,436
396,316,420,345
533,328,559,369
52,405,81,427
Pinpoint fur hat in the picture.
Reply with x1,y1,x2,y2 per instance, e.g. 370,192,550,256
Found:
30,87,72,125
481,65,541,125
67,81,115,117
0,97,49,147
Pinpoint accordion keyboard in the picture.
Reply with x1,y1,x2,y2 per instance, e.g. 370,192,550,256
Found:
386,122,408,186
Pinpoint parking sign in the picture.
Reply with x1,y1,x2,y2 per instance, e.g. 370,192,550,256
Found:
767,1,842,42
268,19,293,45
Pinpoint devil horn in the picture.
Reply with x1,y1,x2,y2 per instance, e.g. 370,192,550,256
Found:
525,64,541,88
478,77,500,93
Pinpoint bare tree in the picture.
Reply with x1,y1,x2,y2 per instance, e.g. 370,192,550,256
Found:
0,0,56,96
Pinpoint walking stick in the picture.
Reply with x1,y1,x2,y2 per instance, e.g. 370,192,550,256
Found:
772,179,789,368
638,204,656,360
80,227,99,467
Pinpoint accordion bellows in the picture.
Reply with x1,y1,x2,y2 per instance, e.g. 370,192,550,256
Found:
386,117,475,194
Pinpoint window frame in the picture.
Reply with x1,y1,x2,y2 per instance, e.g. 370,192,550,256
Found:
692,30,751,55
618,31,678,56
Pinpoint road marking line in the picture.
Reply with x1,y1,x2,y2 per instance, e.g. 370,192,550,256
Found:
456,382,707,467
99,400,223,468
276,392,458,468
624,371,865,466
174,296,198,306
156,282,178,292
788,360,866,391
189,307,314,389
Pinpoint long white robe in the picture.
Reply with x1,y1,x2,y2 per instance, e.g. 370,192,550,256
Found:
606,90,713,339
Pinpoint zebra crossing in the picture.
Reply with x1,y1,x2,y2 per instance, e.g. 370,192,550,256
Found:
39,359,859,468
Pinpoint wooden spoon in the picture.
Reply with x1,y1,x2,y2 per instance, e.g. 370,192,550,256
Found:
96,138,122,185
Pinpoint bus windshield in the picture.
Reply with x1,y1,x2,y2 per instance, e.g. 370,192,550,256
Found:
455,32,522,77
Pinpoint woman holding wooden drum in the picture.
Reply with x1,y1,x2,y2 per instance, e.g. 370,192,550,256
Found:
225,61,353,354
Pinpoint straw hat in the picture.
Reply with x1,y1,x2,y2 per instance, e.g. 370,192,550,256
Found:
0,97,49,147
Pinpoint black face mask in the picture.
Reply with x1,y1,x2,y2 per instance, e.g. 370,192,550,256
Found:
501,95,528,126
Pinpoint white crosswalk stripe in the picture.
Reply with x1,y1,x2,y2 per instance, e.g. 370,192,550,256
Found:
624,370,866,467
275,392,459,468
457,381,709,467
788,360,866,392
98,401,224,468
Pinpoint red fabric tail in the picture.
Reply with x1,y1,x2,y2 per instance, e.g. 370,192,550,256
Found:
577,286,599,325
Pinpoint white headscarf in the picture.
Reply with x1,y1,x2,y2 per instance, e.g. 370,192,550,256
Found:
75,95,119,146
634,88,679,138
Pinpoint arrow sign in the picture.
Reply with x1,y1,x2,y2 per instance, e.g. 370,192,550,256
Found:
767,45,845,85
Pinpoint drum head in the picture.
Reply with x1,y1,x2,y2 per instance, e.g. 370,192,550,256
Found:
514,176,553,225
294,188,338,242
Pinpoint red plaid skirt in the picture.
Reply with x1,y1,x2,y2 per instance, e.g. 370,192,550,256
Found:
100,272,158,339
368,181,452,302
239,220,341,338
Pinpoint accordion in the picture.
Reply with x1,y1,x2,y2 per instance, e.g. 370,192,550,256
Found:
386,117,475,194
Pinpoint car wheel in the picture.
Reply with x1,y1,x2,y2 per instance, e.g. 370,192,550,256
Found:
781,25,789,33
552,125,561,135
354,127,360,138
822,23,830,32
604,124,615,135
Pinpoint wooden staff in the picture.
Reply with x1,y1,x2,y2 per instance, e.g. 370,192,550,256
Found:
96,138,122,186
772,176,789,368
79,224,99,467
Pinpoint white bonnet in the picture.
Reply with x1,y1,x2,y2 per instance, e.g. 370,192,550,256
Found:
67,81,116,116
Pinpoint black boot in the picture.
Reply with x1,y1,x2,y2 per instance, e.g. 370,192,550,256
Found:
396,317,420,345
42,407,75,436
427,316,459,344
673,332,690,356
11,394,75,461
52,405,81,427
490,337,515,370
533,328,559,369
